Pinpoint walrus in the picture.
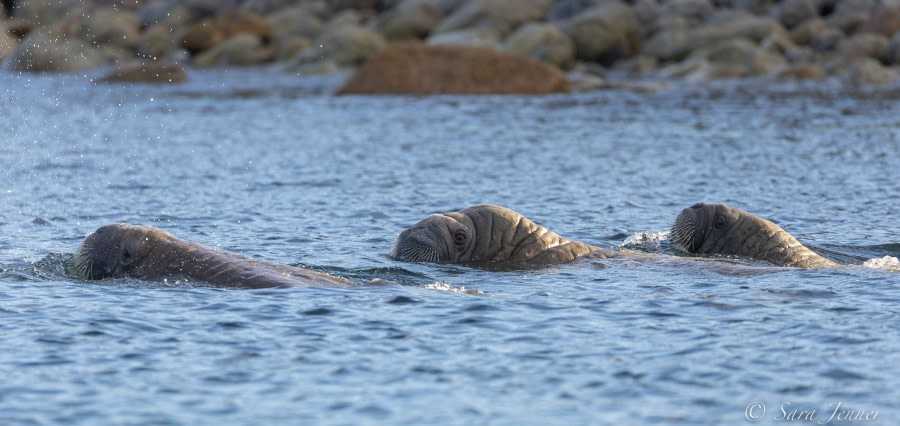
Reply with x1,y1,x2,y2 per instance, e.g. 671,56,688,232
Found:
670,203,837,268
389,205,644,268
69,224,354,288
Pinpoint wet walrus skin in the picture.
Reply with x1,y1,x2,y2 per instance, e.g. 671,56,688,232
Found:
389,205,638,267
670,203,837,268
69,224,354,288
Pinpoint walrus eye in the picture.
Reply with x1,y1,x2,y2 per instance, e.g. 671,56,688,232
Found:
122,247,133,264
453,231,467,245
714,215,726,229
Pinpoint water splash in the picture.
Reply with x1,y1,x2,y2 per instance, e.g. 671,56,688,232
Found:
862,256,900,272
620,231,670,250
422,281,484,295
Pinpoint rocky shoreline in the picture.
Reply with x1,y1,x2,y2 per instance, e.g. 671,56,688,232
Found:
1,0,898,91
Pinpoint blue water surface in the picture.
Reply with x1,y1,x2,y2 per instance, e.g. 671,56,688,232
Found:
1,68,898,425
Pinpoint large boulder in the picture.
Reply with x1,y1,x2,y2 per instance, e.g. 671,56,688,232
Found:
336,43,570,94
4,28,105,71
97,63,188,84
502,22,575,70
646,15,787,62
773,0,820,29
689,37,786,76
76,8,142,50
434,0,553,38
562,1,642,65
843,57,899,85
826,0,876,34
193,33,274,67
859,3,900,37
296,24,387,67
373,0,443,41
181,11,270,54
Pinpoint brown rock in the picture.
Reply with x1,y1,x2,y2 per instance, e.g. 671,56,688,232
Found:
98,63,188,84
502,22,575,70
563,1,643,65
434,0,553,38
5,28,105,72
837,33,890,61
790,17,826,46
859,3,900,37
775,64,827,80
843,57,899,85
76,8,141,50
336,43,570,95
181,11,270,54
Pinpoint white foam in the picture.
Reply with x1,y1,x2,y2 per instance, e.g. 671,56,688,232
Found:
620,231,671,250
422,281,484,295
863,256,900,272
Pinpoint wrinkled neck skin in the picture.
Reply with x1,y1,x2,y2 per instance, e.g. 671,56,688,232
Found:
694,205,837,269
453,206,615,266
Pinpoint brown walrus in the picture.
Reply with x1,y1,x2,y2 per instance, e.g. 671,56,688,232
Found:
670,203,837,268
389,205,646,268
69,224,354,288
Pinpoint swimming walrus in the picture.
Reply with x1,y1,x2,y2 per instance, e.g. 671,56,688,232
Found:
69,224,355,288
670,202,837,268
389,205,645,268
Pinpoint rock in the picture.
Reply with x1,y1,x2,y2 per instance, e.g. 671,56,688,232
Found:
76,8,141,50
773,0,820,29
502,22,575,70
886,32,900,65
810,27,844,52
434,0,553,38
689,37,786,76
4,29,106,72
546,0,603,21
98,63,188,83
790,17,826,45
336,42,570,94
241,0,331,16
193,33,274,67
659,0,714,26
646,15,786,62
714,0,774,15
11,0,81,22
266,5,325,42
298,25,386,67
843,57,899,85
859,3,900,37
275,36,312,60
837,33,889,61
427,27,500,47
373,0,443,41
0,31,16,62
138,24,177,60
562,1,642,65
774,64,827,80
5,18,34,40
827,0,875,34
181,11,270,55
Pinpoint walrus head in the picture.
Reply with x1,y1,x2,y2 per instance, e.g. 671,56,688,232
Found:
670,202,836,268
389,212,475,263
389,205,600,266
69,224,168,280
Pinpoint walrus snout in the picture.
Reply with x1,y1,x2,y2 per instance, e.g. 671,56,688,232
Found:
670,205,704,253
389,232,444,262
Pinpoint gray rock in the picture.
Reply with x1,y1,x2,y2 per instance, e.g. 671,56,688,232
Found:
843,57,899,85
427,27,500,48
503,22,575,69
886,32,900,65
373,0,443,41
790,17,826,45
435,0,553,37
660,0,714,26
562,1,642,65
298,25,386,67
837,33,889,61
827,0,875,34
266,5,326,42
5,28,105,72
773,0,820,29
646,15,786,61
546,0,603,21
689,37,786,75
193,33,274,67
